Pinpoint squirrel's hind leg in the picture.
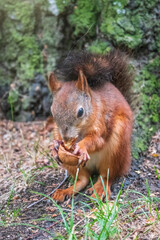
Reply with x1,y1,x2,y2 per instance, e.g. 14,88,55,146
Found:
86,176,111,200
52,171,90,202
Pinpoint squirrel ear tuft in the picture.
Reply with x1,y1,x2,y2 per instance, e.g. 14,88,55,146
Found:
48,72,61,92
76,70,90,94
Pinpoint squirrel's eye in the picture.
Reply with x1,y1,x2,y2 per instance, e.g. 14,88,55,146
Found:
77,107,84,118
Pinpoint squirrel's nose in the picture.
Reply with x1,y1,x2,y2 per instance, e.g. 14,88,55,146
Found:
65,126,68,132
62,126,68,137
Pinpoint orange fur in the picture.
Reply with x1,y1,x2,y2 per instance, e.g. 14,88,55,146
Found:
49,54,133,202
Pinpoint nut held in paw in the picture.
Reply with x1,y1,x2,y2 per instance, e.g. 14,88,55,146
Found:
58,144,80,166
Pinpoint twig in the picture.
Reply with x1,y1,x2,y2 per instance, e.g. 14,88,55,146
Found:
24,170,69,210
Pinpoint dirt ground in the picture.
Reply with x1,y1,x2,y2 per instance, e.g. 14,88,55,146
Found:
0,120,160,239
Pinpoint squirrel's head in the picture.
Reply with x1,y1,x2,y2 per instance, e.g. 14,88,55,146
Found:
49,70,93,142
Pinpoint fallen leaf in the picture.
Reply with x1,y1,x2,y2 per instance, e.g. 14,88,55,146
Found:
46,206,56,212
13,195,20,200
152,153,159,157
32,198,39,201
146,217,154,223
77,209,83,215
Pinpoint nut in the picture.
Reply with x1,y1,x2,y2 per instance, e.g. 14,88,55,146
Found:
58,144,80,166
63,138,77,151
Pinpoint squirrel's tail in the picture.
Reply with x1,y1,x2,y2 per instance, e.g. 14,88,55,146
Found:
58,50,133,105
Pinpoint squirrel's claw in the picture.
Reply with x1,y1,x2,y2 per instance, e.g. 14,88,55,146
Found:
51,148,62,165
77,150,90,167
52,189,72,202
50,140,63,165
73,144,90,167
73,144,80,155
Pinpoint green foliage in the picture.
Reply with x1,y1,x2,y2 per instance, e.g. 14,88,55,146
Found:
132,56,160,158
0,0,60,86
100,0,142,49
8,89,20,120
69,0,100,37
2,169,159,238
0,0,44,83
28,174,123,239
8,89,19,105
0,0,64,121
17,36,43,80
56,0,72,13
41,15,63,73
64,0,159,51
88,40,111,54
0,189,21,225
149,94,160,123
100,0,160,49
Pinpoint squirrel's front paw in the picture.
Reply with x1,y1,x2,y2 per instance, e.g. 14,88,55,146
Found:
49,140,63,165
73,145,90,167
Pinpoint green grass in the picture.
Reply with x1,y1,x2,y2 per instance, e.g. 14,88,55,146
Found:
0,167,160,239
0,189,21,226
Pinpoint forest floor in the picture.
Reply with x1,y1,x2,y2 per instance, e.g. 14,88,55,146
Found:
0,120,160,240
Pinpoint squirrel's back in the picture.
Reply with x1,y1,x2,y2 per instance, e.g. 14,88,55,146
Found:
57,50,133,105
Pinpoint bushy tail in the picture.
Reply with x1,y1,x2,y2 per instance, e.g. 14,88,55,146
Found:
58,50,133,104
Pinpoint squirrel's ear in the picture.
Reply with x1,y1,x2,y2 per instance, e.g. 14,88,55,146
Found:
48,72,61,92
76,70,90,94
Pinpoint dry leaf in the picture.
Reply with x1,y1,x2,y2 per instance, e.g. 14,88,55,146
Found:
152,153,159,157
32,198,39,201
46,206,56,212
146,217,154,223
13,195,20,200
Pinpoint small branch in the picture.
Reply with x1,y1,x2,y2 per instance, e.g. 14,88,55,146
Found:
24,170,69,210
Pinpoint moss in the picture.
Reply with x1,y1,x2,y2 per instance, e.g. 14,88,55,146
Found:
0,0,45,84
17,36,43,80
0,0,61,86
100,0,144,49
41,15,63,72
65,0,159,51
88,40,111,54
149,94,160,123
69,0,100,37
0,0,63,120
132,56,160,158
56,0,72,13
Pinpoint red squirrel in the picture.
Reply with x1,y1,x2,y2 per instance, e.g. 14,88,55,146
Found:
48,50,133,202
